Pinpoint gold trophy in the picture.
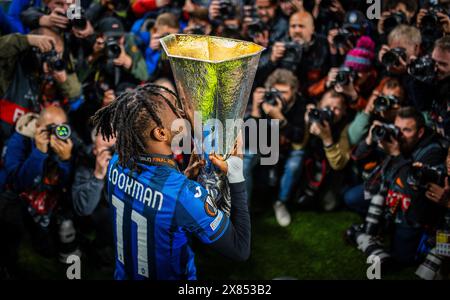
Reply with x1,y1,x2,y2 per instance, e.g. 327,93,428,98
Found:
160,34,264,213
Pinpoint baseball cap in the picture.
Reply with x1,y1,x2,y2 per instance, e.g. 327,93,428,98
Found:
97,17,125,37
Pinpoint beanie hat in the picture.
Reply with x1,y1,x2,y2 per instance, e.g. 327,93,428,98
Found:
344,36,375,72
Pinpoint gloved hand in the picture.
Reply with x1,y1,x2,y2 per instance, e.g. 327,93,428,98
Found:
209,155,245,183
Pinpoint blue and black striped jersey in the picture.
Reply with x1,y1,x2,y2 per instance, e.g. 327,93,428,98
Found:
107,154,229,280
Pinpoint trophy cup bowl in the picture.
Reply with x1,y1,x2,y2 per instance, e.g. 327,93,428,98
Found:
160,34,264,214
160,34,265,158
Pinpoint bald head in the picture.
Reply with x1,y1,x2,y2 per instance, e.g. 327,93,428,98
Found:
38,106,67,128
289,11,315,44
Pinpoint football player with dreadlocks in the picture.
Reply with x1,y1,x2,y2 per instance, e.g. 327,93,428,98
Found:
91,83,250,280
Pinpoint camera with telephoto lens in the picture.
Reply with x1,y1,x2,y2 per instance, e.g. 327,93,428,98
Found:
383,11,407,34
263,88,283,106
374,95,400,113
105,36,121,59
333,28,354,48
416,247,445,280
381,47,407,68
308,108,334,125
332,66,356,86
218,0,235,20
371,123,400,144
408,55,436,83
279,41,303,72
46,124,72,141
407,164,446,189
39,49,66,71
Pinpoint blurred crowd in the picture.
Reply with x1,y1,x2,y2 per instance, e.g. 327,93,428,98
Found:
0,0,450,279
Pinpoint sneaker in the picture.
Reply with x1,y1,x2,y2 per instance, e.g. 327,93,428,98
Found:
273,201,291,227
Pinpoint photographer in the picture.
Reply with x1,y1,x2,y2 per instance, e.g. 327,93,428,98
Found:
79,17,149,88
350,107,447,265
0,30,82,143
20,0,95,38
416,0,450,53
243,0,288,46
208,0,244,38
2,106,80,263
299,89,351,211
327,10,370,68
309,36,377,108
244,69,307,227
378,25,432,111
71,129,116,265
425,36,450,139
348,77,405,146
145,13,180,78
257,11,329,94
377,0,417,39
345,80,406,213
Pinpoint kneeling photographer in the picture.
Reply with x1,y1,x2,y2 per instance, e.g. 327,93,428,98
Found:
244,69,307,227
298,89,351,211
347,107,447,267
0,107,81,276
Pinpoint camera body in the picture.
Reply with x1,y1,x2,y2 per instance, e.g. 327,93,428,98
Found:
218,0,235,20
333,66,356,86
247,18,266,39
381,47,407,68
46,124,72,141
421,4,446,30
383,11,407,34
333,28,354,48
105,36,121,59
186,25,206,35
263,88,283,106
374,95,400,113
407,164,446,189
371,123,400,144
308,108,334,125
39,49,66,72
279,41,303,72
408,55,436,83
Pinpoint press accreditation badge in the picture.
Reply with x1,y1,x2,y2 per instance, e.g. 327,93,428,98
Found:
436,230,450,257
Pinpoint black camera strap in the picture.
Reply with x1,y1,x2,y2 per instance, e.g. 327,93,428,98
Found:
137,154,179,171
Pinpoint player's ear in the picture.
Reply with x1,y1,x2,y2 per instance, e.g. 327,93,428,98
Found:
152,127,169,142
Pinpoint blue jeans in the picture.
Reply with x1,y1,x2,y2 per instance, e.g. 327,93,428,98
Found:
243,149,304,203
343,184,368,215
278,150,304,203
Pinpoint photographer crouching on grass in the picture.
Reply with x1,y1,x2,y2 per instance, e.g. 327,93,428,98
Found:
243,69,307,227
0,106,81,278
298,89,351,212
346,107,448,270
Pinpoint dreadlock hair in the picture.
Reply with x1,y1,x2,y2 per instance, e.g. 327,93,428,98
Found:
91,83,180,170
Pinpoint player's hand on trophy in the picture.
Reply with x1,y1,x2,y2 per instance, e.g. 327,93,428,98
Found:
209,132,244,183
183,153,205,179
